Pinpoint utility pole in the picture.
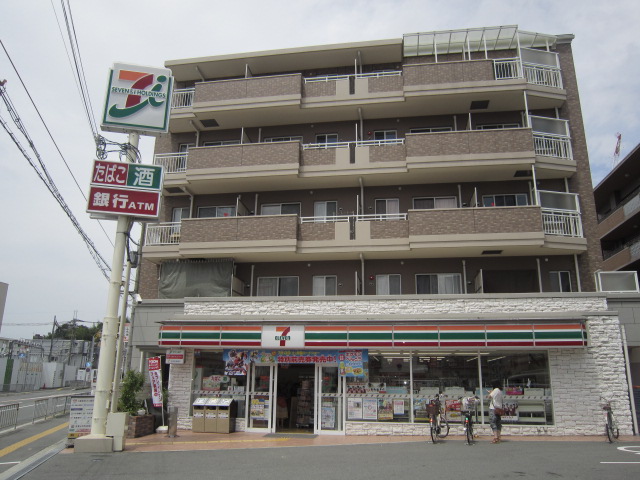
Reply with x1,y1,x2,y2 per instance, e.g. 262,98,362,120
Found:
49,315,56,361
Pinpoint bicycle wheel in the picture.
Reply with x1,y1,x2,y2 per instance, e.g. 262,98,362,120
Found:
437,415,450,438
465,420,473,445
430,417,438,444
606,412,614,443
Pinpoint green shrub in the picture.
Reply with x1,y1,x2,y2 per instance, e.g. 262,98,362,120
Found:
117,370,145,415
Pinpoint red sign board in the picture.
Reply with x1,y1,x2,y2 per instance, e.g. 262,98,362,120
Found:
91,160,163,190
87,186,161,218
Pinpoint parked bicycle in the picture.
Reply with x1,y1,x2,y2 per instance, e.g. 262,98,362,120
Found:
460,395,479,445
427,394,449,444
601,397,619,443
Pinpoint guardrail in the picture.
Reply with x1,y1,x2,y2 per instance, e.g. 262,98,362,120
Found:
33,395,73,424
154,152,188,173
494,58,562,89
171,88,195,108
0,403,19,431
145,222,181,245
304,70,402,83
532,133,572,160
541,209,583,237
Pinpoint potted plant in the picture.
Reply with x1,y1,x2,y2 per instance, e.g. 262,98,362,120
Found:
118,370,155,438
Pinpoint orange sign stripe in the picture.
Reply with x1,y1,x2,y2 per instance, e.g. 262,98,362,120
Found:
220,325,261,331
394,326,438,331
119,70,147,81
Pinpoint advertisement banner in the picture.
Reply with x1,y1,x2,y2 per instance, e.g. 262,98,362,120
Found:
222,349,367,376
148,356,163,408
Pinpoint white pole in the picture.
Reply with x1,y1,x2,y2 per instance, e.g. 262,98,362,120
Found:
111,260,132,412
89,132,138,437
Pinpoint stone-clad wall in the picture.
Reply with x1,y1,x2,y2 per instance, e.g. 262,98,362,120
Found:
170,295,633,435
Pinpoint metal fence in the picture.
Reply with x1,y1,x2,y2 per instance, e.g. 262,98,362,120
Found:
0,403,19,431
32,395,73,424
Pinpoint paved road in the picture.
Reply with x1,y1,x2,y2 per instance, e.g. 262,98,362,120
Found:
8,438,640,480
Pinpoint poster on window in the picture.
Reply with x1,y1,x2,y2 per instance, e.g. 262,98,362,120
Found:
347,398,363,419
338,350,368,377
378,399,394,421
321,404,336,429
393,399,405,416
502,401,520,423
250,397,268,420
445,399,462,422
362,398,378,420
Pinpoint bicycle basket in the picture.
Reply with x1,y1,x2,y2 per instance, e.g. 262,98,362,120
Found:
426,403,439,415
462,397,477,410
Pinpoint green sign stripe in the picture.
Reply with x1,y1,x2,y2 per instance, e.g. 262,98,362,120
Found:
181,332,221,340
439,332,486,340
221,332,262,340
126,165,163,190
305,332,349,340
535,331,583,339
349,333,393,340
394,332,439,340
487,332,534,340
161,332,181,339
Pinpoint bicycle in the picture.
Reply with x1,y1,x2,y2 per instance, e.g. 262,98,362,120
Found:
427,394,450,444
601,398,619,443
460,395,479,445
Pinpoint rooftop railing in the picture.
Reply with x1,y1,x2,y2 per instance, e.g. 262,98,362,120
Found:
171,88,195,108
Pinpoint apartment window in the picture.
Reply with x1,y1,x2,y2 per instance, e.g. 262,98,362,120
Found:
198,206,236,218
315,134,338,144
549,271,572,292
261,203,301,216
313,276,337,295
482,194,528,207
172,207,189,222
203,140,241,146
409,127,453,133
375,198,400,219
376,274,401,295
416,274,462,294
263,136,303,142
257,277,299,296
373,130,397,140
413,197,457,209
476,123,520,130
178,143,195,153
314,201,338,222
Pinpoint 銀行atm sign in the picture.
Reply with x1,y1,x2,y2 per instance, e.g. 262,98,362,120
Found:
86,159,163,219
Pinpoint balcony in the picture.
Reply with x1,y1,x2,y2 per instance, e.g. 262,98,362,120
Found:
144,203,585,261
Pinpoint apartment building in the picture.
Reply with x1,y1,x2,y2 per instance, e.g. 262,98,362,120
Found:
133,26,634,436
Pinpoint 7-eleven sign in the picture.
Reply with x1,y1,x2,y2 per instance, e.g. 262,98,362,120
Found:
262,326,305,348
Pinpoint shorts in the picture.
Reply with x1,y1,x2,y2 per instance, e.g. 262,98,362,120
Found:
490,409,502,432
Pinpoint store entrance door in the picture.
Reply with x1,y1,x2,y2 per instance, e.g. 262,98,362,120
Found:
315,365,344,434
275,364,314,433
247,363,275,431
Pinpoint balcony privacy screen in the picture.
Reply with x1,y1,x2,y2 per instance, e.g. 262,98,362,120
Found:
521,48,558,67
159,259,233,298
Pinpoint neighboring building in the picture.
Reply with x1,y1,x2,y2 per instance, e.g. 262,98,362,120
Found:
0,282,7,332
132,26,635,436
594,142,640,424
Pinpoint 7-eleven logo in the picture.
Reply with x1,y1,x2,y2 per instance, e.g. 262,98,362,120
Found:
263,326,304,348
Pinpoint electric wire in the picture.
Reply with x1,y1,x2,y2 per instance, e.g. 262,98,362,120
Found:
0,83,111,280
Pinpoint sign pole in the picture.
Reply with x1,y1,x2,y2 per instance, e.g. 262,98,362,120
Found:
89,133,137,438
111,259,132,412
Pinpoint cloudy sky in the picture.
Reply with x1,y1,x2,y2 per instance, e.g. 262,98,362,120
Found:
1,0,639,340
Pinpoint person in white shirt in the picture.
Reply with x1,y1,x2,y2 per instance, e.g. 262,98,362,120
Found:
488,381,504,443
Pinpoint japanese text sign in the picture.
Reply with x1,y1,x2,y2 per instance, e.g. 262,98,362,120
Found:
87,186,161,218
92,160,163,190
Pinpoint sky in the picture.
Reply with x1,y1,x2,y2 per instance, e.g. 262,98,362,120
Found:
1,0,639,340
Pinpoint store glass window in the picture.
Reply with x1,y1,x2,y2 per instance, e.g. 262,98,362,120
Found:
192,352,246,417
346,353,411,423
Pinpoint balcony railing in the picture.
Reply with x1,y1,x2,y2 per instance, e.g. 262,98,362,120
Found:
541,209,583,237
154,152,188,173
146,222,181,245
171,88,195,108
304,70,402,83
299,213,408,223
532,133,572,160
493,58,562,89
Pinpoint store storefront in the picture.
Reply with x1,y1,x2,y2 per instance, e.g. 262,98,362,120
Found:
160,321,592,435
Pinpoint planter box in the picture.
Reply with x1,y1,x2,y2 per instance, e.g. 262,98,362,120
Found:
127,414,155,438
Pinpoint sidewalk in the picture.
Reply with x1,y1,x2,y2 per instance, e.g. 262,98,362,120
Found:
61,430,637,454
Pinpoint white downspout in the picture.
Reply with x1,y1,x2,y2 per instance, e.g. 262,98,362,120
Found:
359,177,364,214
462,259,468,294
250,264,255,296
573,254,582,292
360,254,365,296
536,258,543,292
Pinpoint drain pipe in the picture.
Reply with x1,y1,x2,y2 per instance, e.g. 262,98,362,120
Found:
360,253,365,296
462,260,468,294
250,264,255,297
573,254,582,292
620,325,639,435
536,258,543,292
358,177,364,215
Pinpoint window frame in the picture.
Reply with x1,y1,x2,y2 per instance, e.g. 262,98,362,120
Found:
416,273,462,294
409,126,453,134
549,270,572,292
312,275,338,296
197,205,237,218
260,202,301,216
373,130,397,140
376,274,401,295
263,136,303,143
412,196,458,209
256,276,299,296
482,194,529,207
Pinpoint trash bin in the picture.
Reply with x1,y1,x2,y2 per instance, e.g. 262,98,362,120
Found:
204,398,219,433
192,398,207,433
216,399,237,433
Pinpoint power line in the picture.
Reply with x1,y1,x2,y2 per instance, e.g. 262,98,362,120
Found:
0,82,111,280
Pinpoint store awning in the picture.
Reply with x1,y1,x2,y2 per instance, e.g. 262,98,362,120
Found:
158,322,586,349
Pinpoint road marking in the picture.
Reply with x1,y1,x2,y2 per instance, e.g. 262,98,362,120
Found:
0,422,68,458
0,462,20,465
601,462,640,464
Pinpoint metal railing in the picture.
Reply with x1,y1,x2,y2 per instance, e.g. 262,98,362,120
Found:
304,70,402,83
33,395,72,424
300,213,407,223
532,133,573,160
171,88,195,108
145,222,181,245
541,209,583,237
302,138,405,149
0,403,19,431
523,63,563,89
494,58,562,89
154,152,188,173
